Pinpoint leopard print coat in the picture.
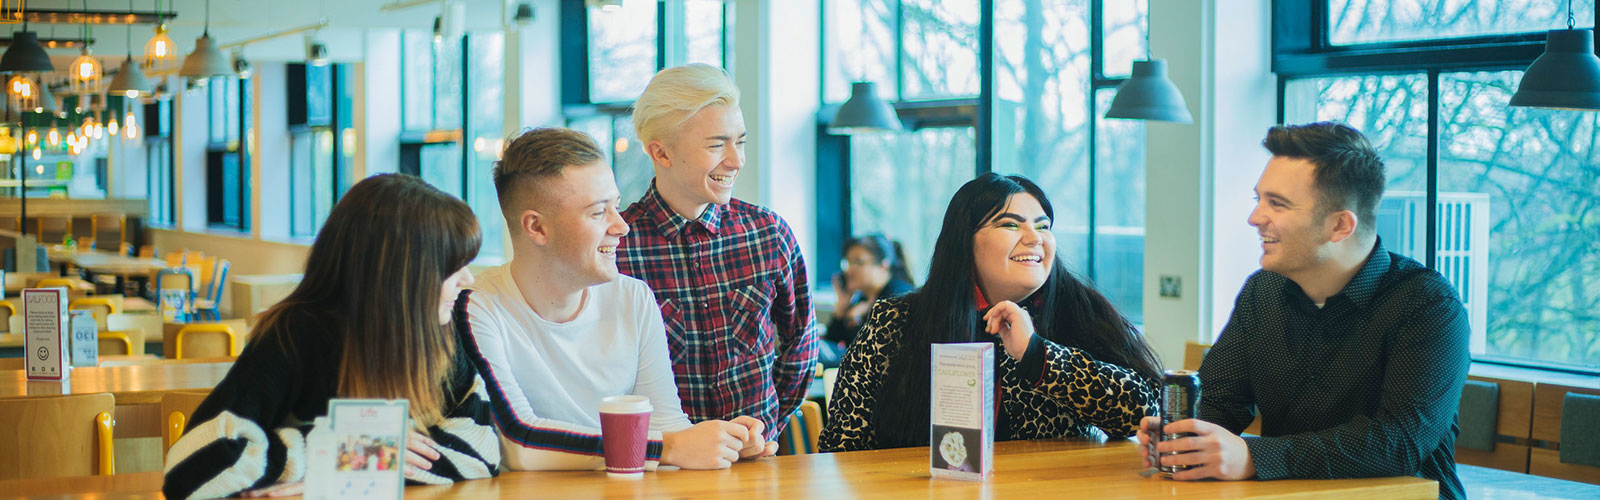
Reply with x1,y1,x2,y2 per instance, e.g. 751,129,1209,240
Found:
818,296,1158,452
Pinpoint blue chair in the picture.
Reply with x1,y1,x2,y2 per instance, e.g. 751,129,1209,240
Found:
194,259,229,320
154,268,196,320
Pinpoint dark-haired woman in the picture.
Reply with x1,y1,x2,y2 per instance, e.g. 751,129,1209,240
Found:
164,174,500,499
820,234,916,367
819,173,1161,452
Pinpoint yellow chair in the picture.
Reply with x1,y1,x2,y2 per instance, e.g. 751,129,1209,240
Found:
0,393,115,479
0,301,15,333
69,296,124,327
97,330,144,356
163,251,185,268
778,400,824,455
35,277,80,289
162,390,214,455
173,323,239,359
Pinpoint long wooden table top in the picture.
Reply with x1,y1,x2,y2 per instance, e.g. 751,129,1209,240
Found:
0,439,1438,499
0,361,233,404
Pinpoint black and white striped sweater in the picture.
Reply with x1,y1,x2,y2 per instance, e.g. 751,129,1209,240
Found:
162,302,501,500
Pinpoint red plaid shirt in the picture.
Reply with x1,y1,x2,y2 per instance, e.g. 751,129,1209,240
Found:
617,183,819,440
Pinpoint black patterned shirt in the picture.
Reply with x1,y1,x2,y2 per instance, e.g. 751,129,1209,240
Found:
1199,239,1470,500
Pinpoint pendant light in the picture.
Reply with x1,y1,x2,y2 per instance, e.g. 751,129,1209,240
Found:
145,0,177,72
6,74,37,111
1105,26,1192,123
830,82,902,134
180,0,233,81
36,78,56,114
0,21,55,73
68,1,102,95
827,6,902,134
1509,0,1600,110
109,0,154,98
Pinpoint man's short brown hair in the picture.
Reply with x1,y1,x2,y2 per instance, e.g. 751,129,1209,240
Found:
1262,122,1386,237
494,128,606,214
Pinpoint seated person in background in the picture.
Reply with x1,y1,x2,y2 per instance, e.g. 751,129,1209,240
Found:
820,234,915,367
1136,122,1469,500
163,174,499,500
464,128,774,472
819,173,1161,452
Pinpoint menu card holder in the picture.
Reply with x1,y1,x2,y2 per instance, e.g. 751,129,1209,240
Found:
305,399,410,500
930,342,994,481
23,287,69,381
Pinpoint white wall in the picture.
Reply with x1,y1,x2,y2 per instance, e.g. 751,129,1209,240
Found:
1209,0,1278,338
362,29,402,177
1143,0,1277,368
254,63,292,241
175,76,210,232
733,0,821,284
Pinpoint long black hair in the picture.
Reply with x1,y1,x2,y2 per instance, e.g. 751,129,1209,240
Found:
869,173,1163,448
844,233,915,287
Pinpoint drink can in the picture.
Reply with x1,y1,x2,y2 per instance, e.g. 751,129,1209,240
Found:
1156,369,1201,477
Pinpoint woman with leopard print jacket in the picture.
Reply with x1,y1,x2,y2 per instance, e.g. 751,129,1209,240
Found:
819,173,1163,452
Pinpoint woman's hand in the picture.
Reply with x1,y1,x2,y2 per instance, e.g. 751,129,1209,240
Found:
982,300,1035,360
403,430,442,480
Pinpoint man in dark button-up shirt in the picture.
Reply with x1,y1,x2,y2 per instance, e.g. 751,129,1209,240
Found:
1138,122,1470,500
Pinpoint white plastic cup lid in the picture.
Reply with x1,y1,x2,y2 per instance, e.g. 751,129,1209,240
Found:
599,395,652,414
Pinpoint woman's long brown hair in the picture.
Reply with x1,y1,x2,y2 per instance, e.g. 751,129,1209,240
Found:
252,174,481,428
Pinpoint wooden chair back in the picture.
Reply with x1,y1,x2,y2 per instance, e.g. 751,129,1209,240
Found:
68,296,124,328
0,393,115,479
0,301,14,333
1530,383,1600,484
162,390,214,455
173,323,239,359
96,330,145,356
1455,375,1535,473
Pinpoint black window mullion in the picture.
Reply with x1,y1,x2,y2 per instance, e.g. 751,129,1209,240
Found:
975,0,993,175
1424,69,1439,271
460,34,472,198
656,0,668,69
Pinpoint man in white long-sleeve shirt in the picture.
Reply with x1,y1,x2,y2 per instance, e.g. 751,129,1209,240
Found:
462,127,776,471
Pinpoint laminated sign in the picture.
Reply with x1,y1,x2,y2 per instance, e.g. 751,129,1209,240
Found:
23,288,69,381
930,342,995,481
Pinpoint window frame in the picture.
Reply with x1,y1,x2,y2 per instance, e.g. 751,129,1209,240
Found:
558,0,733,203
1273,0,1600,375
204,77,251,233
814,0,1144,303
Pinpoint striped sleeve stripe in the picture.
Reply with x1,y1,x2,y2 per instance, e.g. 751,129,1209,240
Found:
456,308,613,459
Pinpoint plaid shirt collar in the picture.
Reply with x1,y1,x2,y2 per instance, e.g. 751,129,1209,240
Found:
638,181,723,238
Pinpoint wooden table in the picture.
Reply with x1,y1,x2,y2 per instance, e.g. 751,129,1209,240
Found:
0,439,1438,499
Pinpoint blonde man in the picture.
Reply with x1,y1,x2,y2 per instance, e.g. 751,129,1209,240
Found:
463,128,775,472
617,64,819,440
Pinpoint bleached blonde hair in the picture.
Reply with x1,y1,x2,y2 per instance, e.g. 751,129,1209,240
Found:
631,63,740,146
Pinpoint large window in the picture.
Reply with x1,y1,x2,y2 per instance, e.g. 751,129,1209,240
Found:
144,100,175,226
1277,1,1600,371
820,0,1150,322
287,63,351,239
205,77,249,232
399,29,507,259
562,0,733,209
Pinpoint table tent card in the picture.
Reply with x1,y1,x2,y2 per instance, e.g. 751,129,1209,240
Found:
930,342,995,481
23,287,69,381
68,310,98,368
305,399,409,500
